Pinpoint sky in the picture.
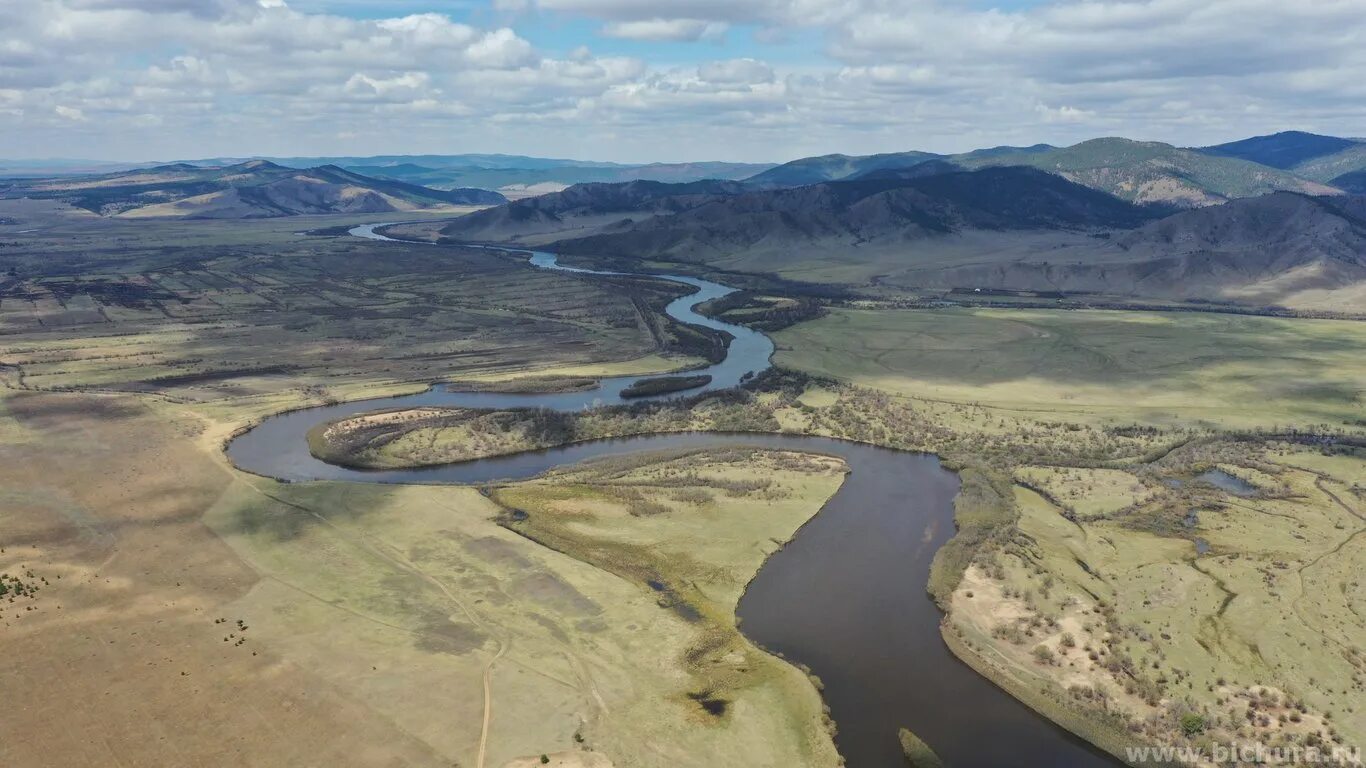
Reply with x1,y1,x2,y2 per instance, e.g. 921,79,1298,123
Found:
2,0,1364,164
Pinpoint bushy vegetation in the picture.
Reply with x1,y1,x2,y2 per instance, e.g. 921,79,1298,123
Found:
897,728,945,768
620,374,712,398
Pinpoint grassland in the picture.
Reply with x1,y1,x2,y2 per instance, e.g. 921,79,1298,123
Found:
0,208,776,767
775,307,1366,430
488,448,849,766
946,439,1365,765
0,386,849,767
240,271,1366,766
0,205,705,421
0,391,454,767
5,204,1366,767
771,305,1366,764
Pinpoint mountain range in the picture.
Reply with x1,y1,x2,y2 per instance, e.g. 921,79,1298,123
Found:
0,161,506,218
433,136,1366,313
0,154,773,197
330,158,772,195
746,136,1344,208
447,166,1153,255
5,130,1365,311
7,130,1364,206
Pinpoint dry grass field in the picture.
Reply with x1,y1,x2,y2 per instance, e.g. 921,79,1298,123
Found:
0,391,451,767
775,306,1366,430
0,385,847,767
0,209,844,767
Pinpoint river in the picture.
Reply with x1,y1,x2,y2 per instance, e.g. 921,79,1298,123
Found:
225,223,1121,768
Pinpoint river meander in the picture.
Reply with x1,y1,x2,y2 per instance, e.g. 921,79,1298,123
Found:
225,224,1120,768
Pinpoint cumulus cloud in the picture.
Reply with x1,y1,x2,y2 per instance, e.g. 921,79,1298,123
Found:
1036,104,1097,124
3,0,1366,161
601,18,728,42
466,28,536,68
535,0,849,26
344,72,431,99
698,58,774,85
54,104,88,121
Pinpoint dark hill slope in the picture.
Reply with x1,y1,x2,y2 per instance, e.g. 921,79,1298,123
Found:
899,192,1366,310
432,165,1365,312
438,179,746,242
1331,170,1366,195
1199,131,1366,185
1200,131,1361,170
851,160,965,182
1117,191,1366,259
548,167,1156,262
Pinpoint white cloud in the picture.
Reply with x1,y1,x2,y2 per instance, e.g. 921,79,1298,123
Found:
600,18,728,41
344,71,431,99
54,104,88,121
534,0,851,26
465,28,536,68
698,58,774,85
1036,104,1096,124
2,0,1366,161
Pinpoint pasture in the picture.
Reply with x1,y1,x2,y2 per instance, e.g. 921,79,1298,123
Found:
775,307,1366,429
0,386,849,767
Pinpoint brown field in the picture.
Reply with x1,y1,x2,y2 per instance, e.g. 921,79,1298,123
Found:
0,391,448,766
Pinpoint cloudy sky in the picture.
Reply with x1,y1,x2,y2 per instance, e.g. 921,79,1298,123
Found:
3,0,1364,163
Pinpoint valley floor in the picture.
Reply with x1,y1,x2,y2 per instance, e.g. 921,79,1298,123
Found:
2,208,1363,767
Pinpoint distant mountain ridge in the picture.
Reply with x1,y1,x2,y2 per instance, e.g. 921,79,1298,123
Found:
744,138,1338,208
176,154,772,193
3,160,506,218
0,153,774,197
1199,131,1366,185
744,151,946,188
8,131,1364,205
744,145,1055,188
956,138,1338,207
1199,130,1361,169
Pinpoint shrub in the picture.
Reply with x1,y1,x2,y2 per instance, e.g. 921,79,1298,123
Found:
1180,713,1207,737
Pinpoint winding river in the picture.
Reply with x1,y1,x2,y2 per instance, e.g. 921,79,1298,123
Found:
226,224,1120,768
